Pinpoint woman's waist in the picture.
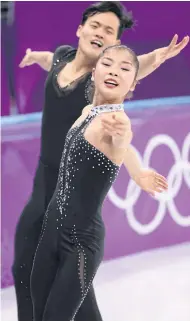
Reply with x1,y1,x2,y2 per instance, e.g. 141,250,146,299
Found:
55,198,104,221
48,196,104,229
59,216,105,244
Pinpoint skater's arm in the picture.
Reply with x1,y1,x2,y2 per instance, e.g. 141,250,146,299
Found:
137,34,189,80
97,112,168,195
19,45,74,71
123,145,142,181
19,49,53,71
101,112,132,149
123,145,168,195
100,111,168,194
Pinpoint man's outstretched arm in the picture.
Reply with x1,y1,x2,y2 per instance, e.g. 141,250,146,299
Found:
136,34,189,80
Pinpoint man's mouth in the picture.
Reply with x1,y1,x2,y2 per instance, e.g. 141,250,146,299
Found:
90,40,103,48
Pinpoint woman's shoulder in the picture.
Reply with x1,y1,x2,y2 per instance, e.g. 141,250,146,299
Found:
82,104,93,115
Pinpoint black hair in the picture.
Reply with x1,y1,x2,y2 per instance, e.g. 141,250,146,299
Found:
99,44,139,79
81,1,134,39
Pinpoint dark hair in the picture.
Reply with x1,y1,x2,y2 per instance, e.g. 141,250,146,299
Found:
81,1,134,39
99,44,139,79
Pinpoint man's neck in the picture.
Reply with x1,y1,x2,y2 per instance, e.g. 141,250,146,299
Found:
72,48,96,74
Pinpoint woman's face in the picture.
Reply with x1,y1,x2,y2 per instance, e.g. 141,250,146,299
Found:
93,48,137,103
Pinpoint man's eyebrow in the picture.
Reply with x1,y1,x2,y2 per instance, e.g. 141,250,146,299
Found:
90,20,114,32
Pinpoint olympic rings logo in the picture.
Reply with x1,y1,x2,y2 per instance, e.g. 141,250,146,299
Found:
108,133,190,235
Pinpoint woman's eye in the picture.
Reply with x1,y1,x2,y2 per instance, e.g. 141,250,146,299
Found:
102,63,111,67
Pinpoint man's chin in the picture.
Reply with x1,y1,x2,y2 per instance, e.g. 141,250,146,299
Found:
85,48,102,60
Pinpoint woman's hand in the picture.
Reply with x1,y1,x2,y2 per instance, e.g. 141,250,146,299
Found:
101,112,133,147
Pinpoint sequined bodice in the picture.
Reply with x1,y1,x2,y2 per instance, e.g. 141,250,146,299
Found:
52,104,123,228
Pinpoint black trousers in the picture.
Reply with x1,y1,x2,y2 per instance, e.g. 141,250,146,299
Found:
12,161,103,321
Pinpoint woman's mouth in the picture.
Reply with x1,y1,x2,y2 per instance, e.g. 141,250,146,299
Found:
104,78,119,88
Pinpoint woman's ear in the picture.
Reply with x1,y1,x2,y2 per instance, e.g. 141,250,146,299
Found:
124,79,139,100
124,91,133,100
130,79,138,92
91,68,95,81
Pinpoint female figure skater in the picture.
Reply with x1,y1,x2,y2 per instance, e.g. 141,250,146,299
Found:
12,1,185,320
30,44,139,321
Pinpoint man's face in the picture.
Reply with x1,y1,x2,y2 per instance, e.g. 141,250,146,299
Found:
76,12,121,61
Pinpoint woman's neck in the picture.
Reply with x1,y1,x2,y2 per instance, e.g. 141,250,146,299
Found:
92,92,123,107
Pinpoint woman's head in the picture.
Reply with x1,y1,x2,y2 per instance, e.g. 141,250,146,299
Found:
92,45,139,104
76,2,134,61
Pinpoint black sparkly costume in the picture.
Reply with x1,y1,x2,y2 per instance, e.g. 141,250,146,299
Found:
12,45,107,321
31,104,122,321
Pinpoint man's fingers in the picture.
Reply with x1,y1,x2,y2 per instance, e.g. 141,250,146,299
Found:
175,36,189,51
19,49,32,67
167,34,178,51
19,58,26,68
26,48,32,54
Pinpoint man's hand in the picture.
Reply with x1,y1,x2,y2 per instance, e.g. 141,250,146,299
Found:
134,169,168,197
19,49,36,68
153,34,189,68
19,49,53,71
101,112,133,146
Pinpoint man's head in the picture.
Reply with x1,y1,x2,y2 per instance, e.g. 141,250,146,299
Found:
92,45,139,104
76,1,134,61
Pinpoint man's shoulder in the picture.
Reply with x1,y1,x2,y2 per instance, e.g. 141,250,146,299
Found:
53,45,76,63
